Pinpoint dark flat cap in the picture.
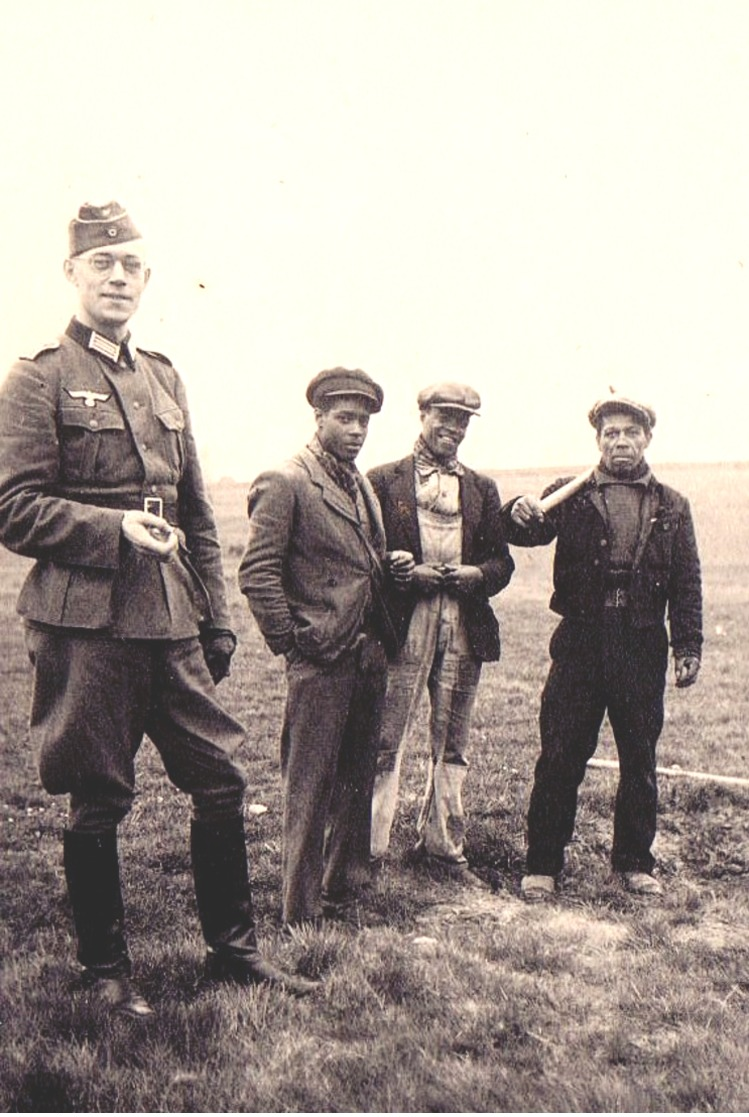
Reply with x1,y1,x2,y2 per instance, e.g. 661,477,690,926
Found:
417,382,481,415
69,201,142,257
588,394,656,431
306,367,384,412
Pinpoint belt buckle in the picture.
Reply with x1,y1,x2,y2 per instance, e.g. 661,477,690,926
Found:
613,586,627,608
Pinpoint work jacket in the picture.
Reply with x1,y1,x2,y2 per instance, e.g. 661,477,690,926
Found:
368,455,515,661
0,320,230,637
503,472,703,656
239,448,388,664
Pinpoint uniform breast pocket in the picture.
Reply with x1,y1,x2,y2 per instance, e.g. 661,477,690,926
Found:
59,405,126,480
155,406,186,476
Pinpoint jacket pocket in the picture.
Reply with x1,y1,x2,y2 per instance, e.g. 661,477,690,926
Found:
294,604,336,657
155,405,185,474
59,404,126,480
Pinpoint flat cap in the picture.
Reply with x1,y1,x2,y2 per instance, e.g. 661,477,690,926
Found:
417,382,481,415
69,201,142,257
306,367,384,413
588,394,656,431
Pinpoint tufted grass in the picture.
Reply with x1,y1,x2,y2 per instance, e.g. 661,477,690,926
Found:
1,462,748,1112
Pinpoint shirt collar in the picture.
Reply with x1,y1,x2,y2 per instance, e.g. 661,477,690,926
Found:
66,317,135,368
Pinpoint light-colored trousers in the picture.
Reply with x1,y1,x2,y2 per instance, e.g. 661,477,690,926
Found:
371,596,482,862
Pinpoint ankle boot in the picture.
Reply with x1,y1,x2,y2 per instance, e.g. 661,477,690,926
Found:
191,817,319,997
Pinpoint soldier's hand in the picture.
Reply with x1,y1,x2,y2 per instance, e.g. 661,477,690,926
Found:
675,654,700,688
200,628,237,684
412,563,446,595
442,564,485,596
122,510,179,561
511,495,546,526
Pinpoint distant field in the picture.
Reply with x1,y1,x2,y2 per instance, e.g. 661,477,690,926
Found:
1,460,748,1112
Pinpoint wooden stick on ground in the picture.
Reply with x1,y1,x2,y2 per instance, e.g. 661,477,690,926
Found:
587,757,749,790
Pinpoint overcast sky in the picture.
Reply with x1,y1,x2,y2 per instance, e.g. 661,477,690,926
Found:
1,0,748,480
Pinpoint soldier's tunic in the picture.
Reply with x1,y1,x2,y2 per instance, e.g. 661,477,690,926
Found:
0,318,246,831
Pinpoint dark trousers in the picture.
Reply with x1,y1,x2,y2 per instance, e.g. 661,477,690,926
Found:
25,628,247,831
526,613,669,876
280,633,387,925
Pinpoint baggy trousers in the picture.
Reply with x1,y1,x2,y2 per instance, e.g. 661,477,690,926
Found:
371,597,482,862
526,613,669,877
280,632,387,925
25,628,248,831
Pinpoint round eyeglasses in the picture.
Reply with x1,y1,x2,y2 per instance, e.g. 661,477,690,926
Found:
78,253,146,276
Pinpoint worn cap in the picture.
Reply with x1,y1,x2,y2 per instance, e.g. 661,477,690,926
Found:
68,201,142,258
417,382,481,415
306,367,384,413
588,394,656,431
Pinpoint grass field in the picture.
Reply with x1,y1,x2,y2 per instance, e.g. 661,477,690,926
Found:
1,461,748,1112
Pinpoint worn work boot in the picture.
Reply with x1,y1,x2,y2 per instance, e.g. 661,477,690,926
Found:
83,973,155,1017
203,951,319,996
191,816,320,997
426,856,491,891
520,874,556,901
620,871,664,896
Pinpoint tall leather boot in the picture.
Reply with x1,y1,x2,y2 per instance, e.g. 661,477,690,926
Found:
63,830,153,1017
191,816,319,997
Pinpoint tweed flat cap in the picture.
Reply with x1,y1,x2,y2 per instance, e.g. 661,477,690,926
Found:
69,201,142,257
588,394,656,431
306,367,384,413
417,382,481,415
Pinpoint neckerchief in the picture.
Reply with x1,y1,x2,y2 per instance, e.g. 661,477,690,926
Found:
413,435,465,480
308,434,360,501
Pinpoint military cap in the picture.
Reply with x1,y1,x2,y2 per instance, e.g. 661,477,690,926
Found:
417,382,481,415
588,394,656,431
68,201,142,257
306,367,384,413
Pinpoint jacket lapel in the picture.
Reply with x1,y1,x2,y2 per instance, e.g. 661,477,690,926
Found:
458,470,481,561
389,457,422,559
587,474,660,569
358,473,386,556
300,447,361,526
631,480,660,569
586,483,607,525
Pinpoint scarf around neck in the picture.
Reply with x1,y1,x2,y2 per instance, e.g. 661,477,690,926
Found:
413,435,465,479
309,434,360,501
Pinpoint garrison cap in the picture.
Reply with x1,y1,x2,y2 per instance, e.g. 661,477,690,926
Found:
306,367,384,413
588,394,656,431
417,381,481,415
68,201,142,257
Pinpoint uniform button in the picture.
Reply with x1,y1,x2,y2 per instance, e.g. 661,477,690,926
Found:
142,445,149,452
150,484,158,493
600,539,608,547
133,401,140,409
89,419,98,429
